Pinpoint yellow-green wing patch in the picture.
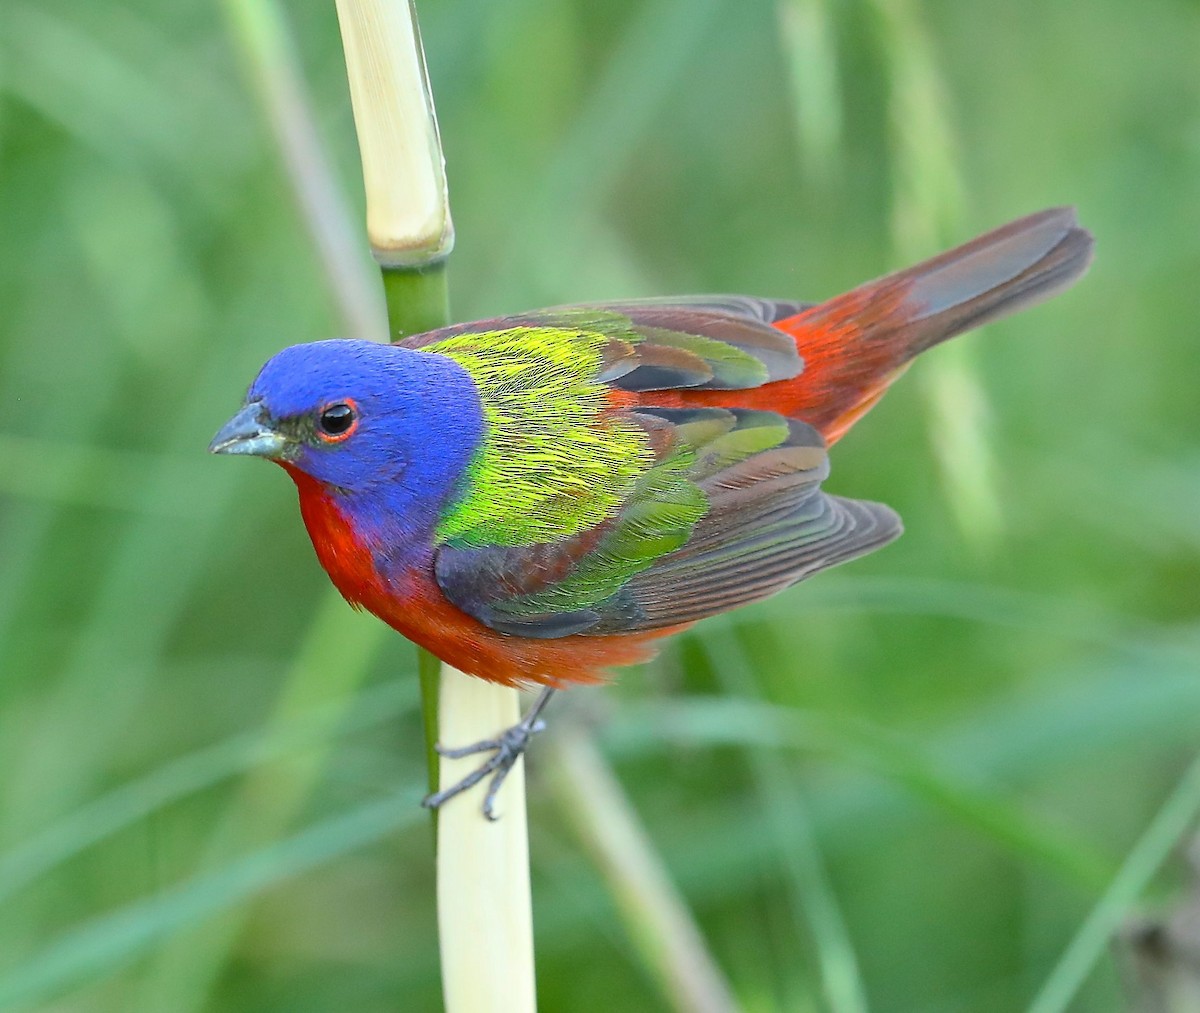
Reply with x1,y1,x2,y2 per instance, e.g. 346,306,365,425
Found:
429,326,653,548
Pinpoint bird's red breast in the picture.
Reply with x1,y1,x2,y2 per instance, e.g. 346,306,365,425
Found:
285,464,681,686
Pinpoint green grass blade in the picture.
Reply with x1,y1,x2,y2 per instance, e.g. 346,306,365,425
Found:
130,593,389,1011
475,0,722,309
0,791,424,1011
706,635,864,1012
0,678,416,905
871,0,1000,553
777,0,843,182
549,733,740,1013
222,0,383,338
1028,752,1200,1013
606,692,1114,891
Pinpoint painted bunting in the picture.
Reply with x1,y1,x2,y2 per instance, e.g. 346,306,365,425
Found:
211,207,1092,815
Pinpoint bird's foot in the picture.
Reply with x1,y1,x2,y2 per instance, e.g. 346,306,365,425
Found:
422,711,547,821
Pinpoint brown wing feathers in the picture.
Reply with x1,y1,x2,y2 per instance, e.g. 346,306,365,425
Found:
606,415,901,632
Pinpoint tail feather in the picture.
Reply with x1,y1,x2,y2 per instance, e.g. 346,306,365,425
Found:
768,207,1094,442
875,206,1095,351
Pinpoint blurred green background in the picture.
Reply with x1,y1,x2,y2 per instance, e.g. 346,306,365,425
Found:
2,0,1199,1009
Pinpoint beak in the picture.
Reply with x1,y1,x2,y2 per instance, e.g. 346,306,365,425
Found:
208,402,289,458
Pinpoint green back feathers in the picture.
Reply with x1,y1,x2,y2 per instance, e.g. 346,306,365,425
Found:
406,301,900,642
416,301,805,551
428,326,654,547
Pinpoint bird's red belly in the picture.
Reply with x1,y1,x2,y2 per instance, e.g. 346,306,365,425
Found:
284,464,675,686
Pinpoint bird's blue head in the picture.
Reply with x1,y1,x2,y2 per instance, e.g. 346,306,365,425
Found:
210,339,485,550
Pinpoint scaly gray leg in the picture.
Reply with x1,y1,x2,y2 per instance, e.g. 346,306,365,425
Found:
422,686,556,821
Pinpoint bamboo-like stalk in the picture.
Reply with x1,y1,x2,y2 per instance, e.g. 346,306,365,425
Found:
437,677,537,1011
334,0,452,267
333,2,537,1010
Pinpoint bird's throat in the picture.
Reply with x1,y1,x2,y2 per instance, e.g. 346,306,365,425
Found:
281,464,433,603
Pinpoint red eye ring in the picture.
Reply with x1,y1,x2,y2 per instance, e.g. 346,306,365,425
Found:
316,398,359,443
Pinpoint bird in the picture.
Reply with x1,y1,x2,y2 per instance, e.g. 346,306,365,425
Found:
210,207,1093,817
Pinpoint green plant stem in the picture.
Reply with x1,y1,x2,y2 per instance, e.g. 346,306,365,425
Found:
379,264,450,834
382,263,450,340
417,644,443,802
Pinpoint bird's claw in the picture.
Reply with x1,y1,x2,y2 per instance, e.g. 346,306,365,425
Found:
422,714,546,820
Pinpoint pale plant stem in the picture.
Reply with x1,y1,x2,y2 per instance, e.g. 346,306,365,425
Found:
437,677,537,1011
333,1,536,1010
333,0,453,266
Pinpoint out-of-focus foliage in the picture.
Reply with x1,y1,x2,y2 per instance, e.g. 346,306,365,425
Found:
1,0,1198,1010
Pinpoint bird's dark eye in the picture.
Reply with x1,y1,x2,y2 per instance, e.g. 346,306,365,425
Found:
316,400,358,442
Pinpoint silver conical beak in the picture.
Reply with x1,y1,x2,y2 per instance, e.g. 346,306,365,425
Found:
208,402,288,458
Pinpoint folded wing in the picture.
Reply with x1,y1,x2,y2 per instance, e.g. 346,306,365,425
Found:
435,407,900,638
